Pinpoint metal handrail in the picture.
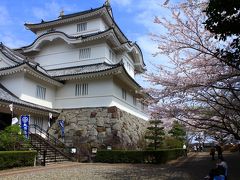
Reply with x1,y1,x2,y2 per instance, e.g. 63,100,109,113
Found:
29,124,65,147
29,124,74,161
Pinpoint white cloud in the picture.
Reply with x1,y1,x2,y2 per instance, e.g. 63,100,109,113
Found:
111,0,133,6
137,35,158,55
32,1,62,20
32,1,76,21
0,33,27,48
134,0,171,33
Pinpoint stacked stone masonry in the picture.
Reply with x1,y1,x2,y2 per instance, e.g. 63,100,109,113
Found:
49,106,148,151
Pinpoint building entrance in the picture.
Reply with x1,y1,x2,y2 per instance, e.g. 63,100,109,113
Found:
0,113,12,130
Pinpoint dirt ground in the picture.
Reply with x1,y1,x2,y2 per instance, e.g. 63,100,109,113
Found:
0,151,239,180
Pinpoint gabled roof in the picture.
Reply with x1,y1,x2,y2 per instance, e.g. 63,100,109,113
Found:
21,4,146,71
24,5,129,44
0,83,59,114
0,62,63,87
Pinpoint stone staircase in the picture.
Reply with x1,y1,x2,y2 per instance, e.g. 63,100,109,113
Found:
29,125,74,165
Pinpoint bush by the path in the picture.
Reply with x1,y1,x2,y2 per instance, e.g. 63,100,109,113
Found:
95,148,184,164
0,151,37,170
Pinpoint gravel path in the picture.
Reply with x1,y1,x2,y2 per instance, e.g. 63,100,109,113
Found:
0,152,239,180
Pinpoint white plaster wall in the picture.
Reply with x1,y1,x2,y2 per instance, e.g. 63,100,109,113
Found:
55,78,148,120
105,44,119,64
99,19,108,31
36,18,103,37
55,78,114,108
0,72,24,97
20,75,56,108
122,53,135,78
0,73,55,108
33,40,108,70
112,80,148,120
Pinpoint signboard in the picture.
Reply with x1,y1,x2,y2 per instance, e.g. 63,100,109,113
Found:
21,115,30,138
58,120,64,139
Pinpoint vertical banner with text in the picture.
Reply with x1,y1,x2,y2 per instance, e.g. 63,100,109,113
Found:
58,120,64,141
21,115,30,138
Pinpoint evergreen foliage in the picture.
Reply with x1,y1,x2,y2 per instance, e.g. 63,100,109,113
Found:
95,149,184,164
168,121,186,142
0,125,30,151
0,151,37,170
145,120,165,150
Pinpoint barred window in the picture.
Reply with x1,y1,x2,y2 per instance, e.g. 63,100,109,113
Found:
122,88,127,100
77,22,87,32
36,85,46,99
79,48,91,59
75,83,88,96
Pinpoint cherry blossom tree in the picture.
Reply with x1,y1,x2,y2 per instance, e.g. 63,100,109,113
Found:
145,0,240,140
204,0,240,70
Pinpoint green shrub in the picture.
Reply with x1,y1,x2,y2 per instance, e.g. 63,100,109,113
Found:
162,137,183,149
95,149,184,164
0,125,31,151
0,151,37,170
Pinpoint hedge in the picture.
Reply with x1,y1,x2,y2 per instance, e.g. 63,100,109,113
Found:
0,151,37,170
95,148,184,164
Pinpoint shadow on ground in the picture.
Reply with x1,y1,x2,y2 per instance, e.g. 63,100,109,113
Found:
98,152,240,180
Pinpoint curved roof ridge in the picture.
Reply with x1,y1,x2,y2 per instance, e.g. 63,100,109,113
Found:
19,28,115,50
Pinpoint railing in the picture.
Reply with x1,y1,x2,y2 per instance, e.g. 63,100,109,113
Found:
29,124,75,162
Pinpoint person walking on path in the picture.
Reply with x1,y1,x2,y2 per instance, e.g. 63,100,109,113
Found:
216,145,223,159
183,144,187,157
205,158,227,180
210,146,216,160
193,145,197,152
217,158,228,180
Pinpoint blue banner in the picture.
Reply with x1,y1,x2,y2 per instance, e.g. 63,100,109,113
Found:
21,115,30,138
58,120,64,139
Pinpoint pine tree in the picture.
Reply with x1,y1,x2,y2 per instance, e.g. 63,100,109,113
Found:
145,120,165,150
168,121,186,142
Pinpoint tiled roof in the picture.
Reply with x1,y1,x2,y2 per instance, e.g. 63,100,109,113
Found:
47,62,121,77
0,83,59,113
24,6,105,27
60,6,104,19
0,43,27,64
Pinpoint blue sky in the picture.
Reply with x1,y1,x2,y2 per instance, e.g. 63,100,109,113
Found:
0,0,176,86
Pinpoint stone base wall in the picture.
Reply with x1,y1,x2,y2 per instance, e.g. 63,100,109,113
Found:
49,106,148,151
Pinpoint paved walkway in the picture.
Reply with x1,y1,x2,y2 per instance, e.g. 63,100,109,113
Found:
0,152,239,180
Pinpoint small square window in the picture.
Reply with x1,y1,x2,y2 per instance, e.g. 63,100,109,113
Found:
75,83,88,96
79,48,91,59
77,22,87,32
